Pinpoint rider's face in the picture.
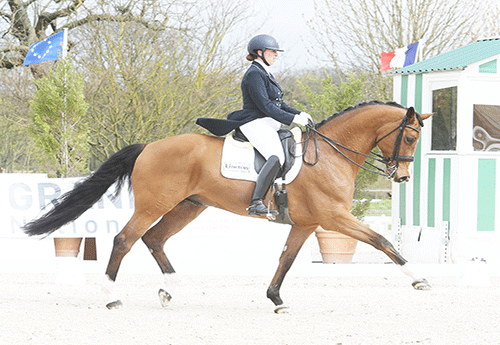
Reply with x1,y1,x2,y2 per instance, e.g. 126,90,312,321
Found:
258,49,278,66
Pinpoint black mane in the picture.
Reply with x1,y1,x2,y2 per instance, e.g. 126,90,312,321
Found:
315,100,406,128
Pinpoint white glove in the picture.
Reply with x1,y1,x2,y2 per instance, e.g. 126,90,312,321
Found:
293,112,313,126
300,112,313,122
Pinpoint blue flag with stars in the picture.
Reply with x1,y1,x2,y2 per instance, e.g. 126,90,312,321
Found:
23,30,67,66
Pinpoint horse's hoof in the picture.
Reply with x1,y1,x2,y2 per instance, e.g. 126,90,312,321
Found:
106,300,123,309
412,279,431,290
158,288,172,307
274,305,289,314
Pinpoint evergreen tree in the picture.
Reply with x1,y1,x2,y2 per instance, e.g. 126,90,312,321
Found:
30,58,89,177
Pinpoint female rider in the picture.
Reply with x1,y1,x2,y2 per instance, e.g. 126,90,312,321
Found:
234,34,312,216
196,34,312,216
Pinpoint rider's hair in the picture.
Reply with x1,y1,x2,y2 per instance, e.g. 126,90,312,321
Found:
246,54,257,62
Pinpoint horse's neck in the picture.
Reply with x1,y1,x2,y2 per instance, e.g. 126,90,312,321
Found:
321,112,380,154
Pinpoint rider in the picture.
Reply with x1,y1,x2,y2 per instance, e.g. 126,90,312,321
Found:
232,34,312,216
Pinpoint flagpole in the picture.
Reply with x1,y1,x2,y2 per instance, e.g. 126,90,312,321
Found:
418,35,426,63
62,28,68,59
61,28,69,176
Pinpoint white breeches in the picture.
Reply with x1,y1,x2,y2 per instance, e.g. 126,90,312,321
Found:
240,117,285,165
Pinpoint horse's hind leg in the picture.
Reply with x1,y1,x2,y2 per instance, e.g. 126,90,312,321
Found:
141,200,207,307
103,211,160,308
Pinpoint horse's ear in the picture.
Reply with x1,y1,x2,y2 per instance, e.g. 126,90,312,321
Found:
405,107,416,122
416,112,432,127
406,107,430,127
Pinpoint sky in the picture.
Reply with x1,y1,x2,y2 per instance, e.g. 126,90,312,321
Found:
255,0,319,71
233,0,323,72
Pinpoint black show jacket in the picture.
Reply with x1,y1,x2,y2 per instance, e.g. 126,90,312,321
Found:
196,62,300,136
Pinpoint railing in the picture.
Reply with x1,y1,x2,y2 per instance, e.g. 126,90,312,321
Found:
363,215,392,235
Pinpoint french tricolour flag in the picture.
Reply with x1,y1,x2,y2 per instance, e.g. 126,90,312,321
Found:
380,42,419,71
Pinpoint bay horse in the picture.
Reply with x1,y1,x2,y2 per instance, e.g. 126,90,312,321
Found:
23,100,432,313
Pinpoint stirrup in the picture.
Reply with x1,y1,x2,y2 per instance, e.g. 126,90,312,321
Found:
248,200,278,216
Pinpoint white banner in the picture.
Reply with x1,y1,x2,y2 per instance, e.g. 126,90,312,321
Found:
0,174,134,238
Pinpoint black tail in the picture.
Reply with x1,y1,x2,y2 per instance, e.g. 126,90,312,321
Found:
22,144,146,237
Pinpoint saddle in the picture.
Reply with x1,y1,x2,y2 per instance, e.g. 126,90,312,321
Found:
232,128,296,179
221,127,303,225
221,127,302,184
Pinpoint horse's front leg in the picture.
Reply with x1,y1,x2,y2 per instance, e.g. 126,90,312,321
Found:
267,225,316,313
322,211,431,290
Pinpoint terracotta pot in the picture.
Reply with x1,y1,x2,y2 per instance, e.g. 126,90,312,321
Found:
315,229,358,264
83,237,97,260
53,238,85,285
54,238,82,257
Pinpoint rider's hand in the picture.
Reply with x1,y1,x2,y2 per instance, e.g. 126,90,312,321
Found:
293,112,312,126
299,112,313,123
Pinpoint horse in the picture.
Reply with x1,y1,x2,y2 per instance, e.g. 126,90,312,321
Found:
23,100,432,313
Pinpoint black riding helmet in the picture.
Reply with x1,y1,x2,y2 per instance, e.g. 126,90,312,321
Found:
247,34,283,66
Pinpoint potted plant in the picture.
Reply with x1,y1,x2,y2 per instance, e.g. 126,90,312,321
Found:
315,227,358,264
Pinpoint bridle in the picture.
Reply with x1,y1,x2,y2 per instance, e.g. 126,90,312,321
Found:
301,107,424,179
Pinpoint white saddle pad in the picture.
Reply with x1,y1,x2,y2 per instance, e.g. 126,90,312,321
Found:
221,127,303,184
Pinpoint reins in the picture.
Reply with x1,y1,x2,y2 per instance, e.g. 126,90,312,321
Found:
299,109,422,179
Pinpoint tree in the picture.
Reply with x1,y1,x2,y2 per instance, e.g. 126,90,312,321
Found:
30,57,89,177
74,0,249,164
0,0,251,172
298,73,367,120
0,67,38,172
296,72,378,219
0,0,173,77
309,0,498,99
482,1,500,38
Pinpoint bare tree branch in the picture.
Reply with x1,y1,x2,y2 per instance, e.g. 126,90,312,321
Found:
65,13,169,32
0,0,177,71
311,0,493,70
35,0,84,35
308,0,498,99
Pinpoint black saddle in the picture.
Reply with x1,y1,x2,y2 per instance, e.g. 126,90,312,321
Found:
233,128,296,179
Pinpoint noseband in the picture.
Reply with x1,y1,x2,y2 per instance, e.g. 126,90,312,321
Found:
374,112,422,178
302,109,423,179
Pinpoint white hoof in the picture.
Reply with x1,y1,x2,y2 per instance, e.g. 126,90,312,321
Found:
412,279,431,290
158,289,172,308
274,305,289,314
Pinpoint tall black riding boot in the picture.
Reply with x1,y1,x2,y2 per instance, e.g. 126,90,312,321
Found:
248,155,281,216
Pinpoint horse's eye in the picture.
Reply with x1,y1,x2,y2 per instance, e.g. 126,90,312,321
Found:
405,137,416,145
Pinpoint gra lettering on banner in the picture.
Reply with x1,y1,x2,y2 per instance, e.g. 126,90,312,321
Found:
96,191,122,209
38,183,61,209
9,183,32,210
3,177,133,237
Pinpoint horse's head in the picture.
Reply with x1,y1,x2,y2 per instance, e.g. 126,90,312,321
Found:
375,107,432,183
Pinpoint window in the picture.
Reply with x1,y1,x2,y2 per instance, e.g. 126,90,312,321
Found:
431,87,457,151
473,104,500,151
